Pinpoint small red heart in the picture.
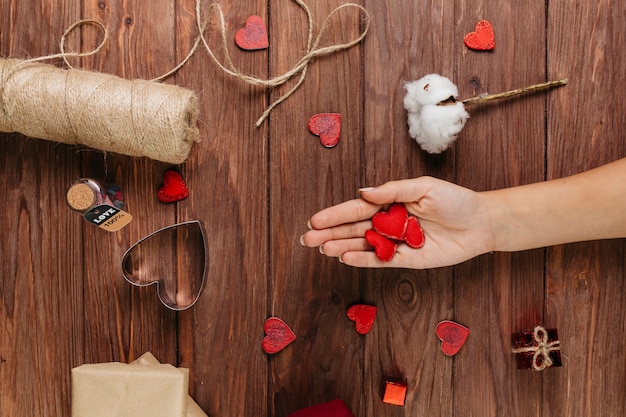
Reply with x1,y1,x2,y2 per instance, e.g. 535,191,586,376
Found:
464,20,495,51
235,15,269,50
436,320,470,356
365,229,397,262
308,113,341,147
347,304,377,335
371,203,408,241
262,317,296,354
404,216,425,249
157,170,189,203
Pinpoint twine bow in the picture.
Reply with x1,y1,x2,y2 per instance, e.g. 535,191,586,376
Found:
512,326,561,371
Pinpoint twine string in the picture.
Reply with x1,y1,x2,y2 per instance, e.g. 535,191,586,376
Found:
511,326,561,371
187,0,371,126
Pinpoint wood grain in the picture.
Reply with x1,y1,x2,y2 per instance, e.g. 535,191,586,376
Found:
0,0,625,416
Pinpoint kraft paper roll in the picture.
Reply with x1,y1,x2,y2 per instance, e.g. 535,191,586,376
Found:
0,59,199,164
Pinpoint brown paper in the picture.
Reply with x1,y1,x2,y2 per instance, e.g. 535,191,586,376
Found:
131,352,207,417
71,361,188,417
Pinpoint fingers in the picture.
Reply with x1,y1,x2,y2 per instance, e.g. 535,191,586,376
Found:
359,177,437,205
301,220,371,247
308,198,381,230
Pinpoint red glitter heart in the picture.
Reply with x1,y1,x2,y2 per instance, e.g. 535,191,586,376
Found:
371,203,408,240
235,15,269,50
365,229,397,262
262,317,296,354
464,20,495,51
436,320,470,356
347,304,377,335
308,113,341,147
404,216,425,249
157,170,189,203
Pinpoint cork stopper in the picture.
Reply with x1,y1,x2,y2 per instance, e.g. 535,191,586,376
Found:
66,182,97,211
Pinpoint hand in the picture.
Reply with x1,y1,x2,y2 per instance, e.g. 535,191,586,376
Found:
300,176,496,269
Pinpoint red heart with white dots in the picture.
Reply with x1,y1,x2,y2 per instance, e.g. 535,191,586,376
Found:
262,317,296,354
308,113,341,147
464,20,495,51
235,15,269,50
365,229,397,262
347,304,377,335
157,170,189,203
436,320,470,356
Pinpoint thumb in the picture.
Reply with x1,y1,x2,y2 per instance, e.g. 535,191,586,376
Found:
358,177,435,205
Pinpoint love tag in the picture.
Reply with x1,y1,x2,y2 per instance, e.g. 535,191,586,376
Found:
84,205,133,232
436,320,470,356
464,20,495,51
347,304,377,335
262,317,296,354
235,15,269,50
308,113,341,147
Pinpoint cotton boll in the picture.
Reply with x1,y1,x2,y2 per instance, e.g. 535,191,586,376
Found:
408,102,469,154
403,74,460,110
404,74,469,153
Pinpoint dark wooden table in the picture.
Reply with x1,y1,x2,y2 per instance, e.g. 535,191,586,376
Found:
1,0,625,416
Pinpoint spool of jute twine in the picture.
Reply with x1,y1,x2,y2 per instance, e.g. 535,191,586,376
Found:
0,58,199,164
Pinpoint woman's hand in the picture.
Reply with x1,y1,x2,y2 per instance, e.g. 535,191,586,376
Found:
300,176,496,269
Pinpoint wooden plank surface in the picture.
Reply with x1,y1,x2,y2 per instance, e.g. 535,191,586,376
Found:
0,0,625,416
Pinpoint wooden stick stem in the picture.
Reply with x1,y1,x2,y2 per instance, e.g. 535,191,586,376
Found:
462,79,568,106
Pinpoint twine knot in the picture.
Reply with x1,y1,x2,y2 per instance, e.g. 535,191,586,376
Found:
512,326,561,371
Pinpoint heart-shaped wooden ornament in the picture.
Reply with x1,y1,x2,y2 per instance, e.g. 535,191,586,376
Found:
158,170,189,203
372,203,408,240
262,317,296,354
464,20,495,51
308,113,341,147
365,229,397,262
235,15,269,50
436,320,470,356
347,304,377,335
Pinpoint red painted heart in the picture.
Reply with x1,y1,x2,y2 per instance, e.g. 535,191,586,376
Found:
235,15,269,50
157,170,189,203
347,304,377,335
308,113,341,147
436,320,470,356
464,20,495,51
404,216,425,249
262,317,296,354
371,203,408,240
365,229,397,262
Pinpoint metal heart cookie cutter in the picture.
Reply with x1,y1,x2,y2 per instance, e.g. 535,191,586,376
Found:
121,220,207,310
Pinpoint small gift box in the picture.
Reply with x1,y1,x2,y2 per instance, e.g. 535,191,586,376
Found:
72,352,207,417
512,326,562,371
286,399,355,417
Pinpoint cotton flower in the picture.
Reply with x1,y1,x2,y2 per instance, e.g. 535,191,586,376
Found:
403,74,469,154
404,74,568,154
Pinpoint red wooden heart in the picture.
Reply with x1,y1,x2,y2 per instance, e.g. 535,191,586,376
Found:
307,113,341,147
436,320,470,356
365,229,397,262
235,15,269,50
157,170,189,203
347,304,377,335
404,216,425,249
262,317,296,354
464,20,495,51
371,203,408,240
